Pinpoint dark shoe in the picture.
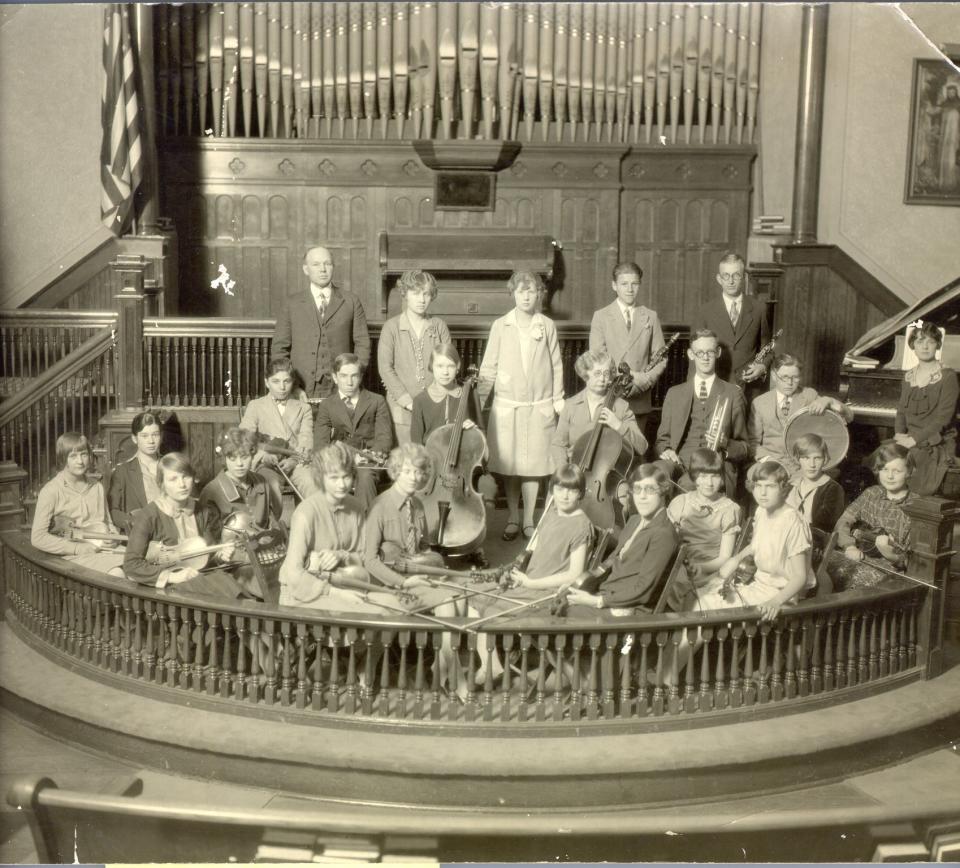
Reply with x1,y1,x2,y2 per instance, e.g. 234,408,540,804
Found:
502,522,521,541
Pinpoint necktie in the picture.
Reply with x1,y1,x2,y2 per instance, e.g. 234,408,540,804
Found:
344,395,353,412
698,379,708,401
624,307,632,332
780,396,791,419
316,294,327,319
402,497,418,553
729,299,740,328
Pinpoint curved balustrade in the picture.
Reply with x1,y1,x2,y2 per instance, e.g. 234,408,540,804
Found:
1,532,927,733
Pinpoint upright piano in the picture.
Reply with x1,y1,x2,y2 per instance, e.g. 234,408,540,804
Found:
840,275,960,430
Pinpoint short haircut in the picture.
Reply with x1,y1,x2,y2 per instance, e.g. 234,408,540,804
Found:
156,452,196,485
550,463,587,498
303,245,331,262
627,463,672,499
310,442,356,488
753,460,791,490
506,270,545,296
691,328,719,344
574,349,615,381
131,411,163,436
688,448,724,480
791,432,830,463
718,251,746,270
612,261,642,282
428,342,461,373
386,442,432,481
333,352,365,374
56,432,92,469
871,442,915,475
908,320,943,350
398,269,438,301
216,427,258,460
772,353,802,373
266,357,295,377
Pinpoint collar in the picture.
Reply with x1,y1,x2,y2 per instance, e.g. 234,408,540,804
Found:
882,488,910,504
157,496,196,519
722,292,744,312
310,283,332,301
58,470,94,493
635,506,666,530
504,308,544,329
694,374,716,394
219,472,253,502
339,392,358,404
776,390,792,405
905,362,943,386
798,475,831,495
617,299,637,318
399,312,436,334
386,485,416,510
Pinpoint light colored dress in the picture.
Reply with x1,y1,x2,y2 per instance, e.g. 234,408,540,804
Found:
699,505,814,609
478,309,564,476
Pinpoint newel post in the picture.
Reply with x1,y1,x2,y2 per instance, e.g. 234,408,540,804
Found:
902,496,960,679
112,254,148,411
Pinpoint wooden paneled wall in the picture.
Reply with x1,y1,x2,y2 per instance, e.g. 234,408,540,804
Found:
159,140,755,324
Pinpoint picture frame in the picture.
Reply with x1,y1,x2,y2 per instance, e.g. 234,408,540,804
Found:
904,55,960,205
433,171,496,211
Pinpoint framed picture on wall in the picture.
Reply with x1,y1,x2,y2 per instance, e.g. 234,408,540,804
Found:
904,55,960,205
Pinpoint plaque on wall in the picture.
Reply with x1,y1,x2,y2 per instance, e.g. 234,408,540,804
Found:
434,171,495,211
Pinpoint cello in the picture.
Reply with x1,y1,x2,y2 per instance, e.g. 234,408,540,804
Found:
570,362,637,529
419,366,489,555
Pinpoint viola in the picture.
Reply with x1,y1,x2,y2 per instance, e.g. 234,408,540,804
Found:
851,521,906,560
570,362,637,529
51,516,164,559
419,367,489,555
258,436,312,465
306,557,418,606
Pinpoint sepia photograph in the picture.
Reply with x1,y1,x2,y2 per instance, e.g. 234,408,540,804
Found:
0,1,959,864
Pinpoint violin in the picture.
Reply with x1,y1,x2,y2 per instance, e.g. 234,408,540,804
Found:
51,516,166,559
306,556,418,606
220,510,287,567
570,362,637,529
850,521,906,561
258,436,312,465
419,366,489,555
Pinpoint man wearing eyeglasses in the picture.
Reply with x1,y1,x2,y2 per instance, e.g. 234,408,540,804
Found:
655,329,749,494
694,251,770,399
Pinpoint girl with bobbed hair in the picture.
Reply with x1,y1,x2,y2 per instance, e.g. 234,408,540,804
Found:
478,269,564,541
409,343,483,445
108,410,165,533
377,268,452,444
894,320,958,494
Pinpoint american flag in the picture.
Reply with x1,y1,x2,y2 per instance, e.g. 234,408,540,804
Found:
100,4,143,235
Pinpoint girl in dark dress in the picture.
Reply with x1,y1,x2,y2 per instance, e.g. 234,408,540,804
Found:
409,343,482,445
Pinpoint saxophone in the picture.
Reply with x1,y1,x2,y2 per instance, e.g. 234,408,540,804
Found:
740,329,783,382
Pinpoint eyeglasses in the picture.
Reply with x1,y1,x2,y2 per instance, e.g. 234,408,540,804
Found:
776,373,801,383
587,369,612,380
631,484,663,495
717,272,744,284
690,349,718,360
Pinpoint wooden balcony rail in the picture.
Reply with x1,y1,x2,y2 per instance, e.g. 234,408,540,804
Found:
2,532,927,732
0,310,117,399
0,328,119,498
142,318,691,409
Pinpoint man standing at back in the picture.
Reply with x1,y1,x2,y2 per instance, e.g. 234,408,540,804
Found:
693,251,771,401
272,246,371,400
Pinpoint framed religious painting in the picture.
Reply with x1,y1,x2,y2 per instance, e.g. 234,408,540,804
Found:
904,55,960,205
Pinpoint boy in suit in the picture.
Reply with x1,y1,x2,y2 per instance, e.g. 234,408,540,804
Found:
588,261,667,432
314,352,393,510
693,251,771,400
272,246,372,399
240,358,319,500
655,329,750,494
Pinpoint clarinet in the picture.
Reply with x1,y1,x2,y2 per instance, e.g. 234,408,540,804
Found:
643,332,680,373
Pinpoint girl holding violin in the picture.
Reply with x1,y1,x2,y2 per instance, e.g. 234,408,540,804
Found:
31,432,125,573
123,453,246,598
108,411,164,533
409,344,482,444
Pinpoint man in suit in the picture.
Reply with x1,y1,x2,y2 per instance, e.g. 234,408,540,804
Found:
314,353,393,510
272,246,372,400
693,251,771,401
589,261,667,435
655,329,750,494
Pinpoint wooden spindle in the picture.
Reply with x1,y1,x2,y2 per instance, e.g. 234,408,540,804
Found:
601,633,617,718
698,625,714,711
713,625,729,709
743,621,756,705
361,631,376,714
429,631,443,719
518,633,532,721
295,623,309,709
280,621,294,705
413,629,427,716
682,627,697,713
878,609,890,677
500,631,514,721
846,610,859,686
464,632,479,721
248,616,262,702
311,625,325,710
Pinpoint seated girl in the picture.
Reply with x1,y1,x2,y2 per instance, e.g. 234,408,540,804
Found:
472,464,594,617
409,343,482,445
565,464,680,617
123,452,246,598
665,448,741,608
785,433,845,535
698,461,816,620
108,411,163,533
831,443,914,590
199,427,283,530
31,432,125,574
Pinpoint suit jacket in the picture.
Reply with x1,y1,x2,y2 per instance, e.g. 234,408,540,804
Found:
550,388,648,468
693,293,770,383
589,301,667,415
108,456,152,534
596,508,679,608
655,377,749,462
748,387,821,460
788,477,845,536
272,286,371,397
241,394,314,454
314,389,393,453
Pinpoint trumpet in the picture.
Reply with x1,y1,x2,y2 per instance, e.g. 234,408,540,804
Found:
705,396,730,452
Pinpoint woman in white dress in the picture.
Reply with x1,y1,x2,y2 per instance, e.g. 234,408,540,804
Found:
478,271,564,540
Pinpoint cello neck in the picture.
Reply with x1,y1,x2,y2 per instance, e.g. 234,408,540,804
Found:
444,374,475,469
580,389,618,471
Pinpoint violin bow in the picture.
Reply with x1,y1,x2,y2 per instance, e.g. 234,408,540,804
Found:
463,590,565,629
841,552,939,590
273,463,304,501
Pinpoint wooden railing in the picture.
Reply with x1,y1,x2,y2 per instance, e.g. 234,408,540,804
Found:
0,310,116,399
143,318,691,410
0,327,119,498
1,531,933,731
